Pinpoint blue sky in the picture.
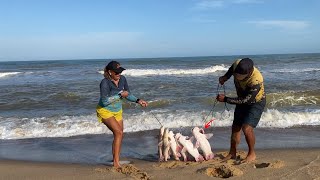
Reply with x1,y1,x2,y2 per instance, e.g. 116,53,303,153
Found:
0,0,319,61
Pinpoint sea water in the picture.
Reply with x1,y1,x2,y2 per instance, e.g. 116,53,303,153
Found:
0,53,319,163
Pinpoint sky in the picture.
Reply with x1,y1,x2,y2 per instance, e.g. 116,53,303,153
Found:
0,0,319,61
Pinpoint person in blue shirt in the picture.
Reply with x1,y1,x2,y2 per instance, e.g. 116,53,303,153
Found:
96,60,148,168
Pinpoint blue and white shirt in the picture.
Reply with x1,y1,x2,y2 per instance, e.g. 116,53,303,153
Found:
98,75,138,112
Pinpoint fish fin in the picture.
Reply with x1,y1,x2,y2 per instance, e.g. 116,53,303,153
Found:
177,152,181,157
189,136,195,142
181,147,187,153
180,148,187,162
205,133,213,139
195,141,200,149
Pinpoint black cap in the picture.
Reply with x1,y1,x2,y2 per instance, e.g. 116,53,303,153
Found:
234,58,254,75
106,61,126,73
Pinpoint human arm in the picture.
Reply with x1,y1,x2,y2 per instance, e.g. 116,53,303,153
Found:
216,83,262,105
219,63,235,85
122,76,148,107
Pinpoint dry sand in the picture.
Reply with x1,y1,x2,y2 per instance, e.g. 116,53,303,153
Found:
0,148,319,180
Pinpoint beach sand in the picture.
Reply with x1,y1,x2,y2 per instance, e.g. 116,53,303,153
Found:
0,148,319,180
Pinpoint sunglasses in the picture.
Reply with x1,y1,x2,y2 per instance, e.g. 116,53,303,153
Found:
109,70,121,75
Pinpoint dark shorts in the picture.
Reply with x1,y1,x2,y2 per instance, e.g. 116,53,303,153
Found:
233,98,266,128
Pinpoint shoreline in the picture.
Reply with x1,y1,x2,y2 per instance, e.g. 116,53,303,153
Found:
0,148,319,179
1,126,320,165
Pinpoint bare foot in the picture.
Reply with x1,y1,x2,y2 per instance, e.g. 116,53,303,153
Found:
242,153,256,163
113,161,121,168
158,157,164,162
222,153,236,162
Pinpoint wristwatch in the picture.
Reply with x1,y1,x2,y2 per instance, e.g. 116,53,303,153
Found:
118,90,123,98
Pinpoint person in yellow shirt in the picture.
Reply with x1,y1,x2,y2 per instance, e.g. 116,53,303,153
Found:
217,58,266,163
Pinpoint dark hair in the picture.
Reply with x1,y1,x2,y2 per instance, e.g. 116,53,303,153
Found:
103,66,111,79
234,58,254,74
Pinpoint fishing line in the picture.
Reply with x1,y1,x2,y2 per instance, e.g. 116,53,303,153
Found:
149,110,164,127
202,83,230,128
145,83,230,130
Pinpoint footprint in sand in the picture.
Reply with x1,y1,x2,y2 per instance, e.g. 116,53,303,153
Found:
197,164,243,178
254,160,285,169
217,151,247,163
98,164,151,180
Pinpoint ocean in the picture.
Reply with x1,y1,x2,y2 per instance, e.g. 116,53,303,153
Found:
0,53,319,164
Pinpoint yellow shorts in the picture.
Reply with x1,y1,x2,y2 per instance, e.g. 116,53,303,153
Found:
96,105,123,123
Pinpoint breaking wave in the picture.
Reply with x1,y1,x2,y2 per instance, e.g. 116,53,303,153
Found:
267,90,320,107
0,72,21,78
270,68,320,73
1,109,319,139
98,65,228,76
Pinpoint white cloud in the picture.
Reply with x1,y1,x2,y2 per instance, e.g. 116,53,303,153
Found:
233,0,263,4
193,0,263,10
248,20,310,30
194,0,224,10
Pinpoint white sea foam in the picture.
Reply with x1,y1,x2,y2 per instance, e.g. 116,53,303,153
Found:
98,65,228,76
259,109,320,127
0,115,105,140
268,94,319,107
0,72,21,78
270,68,320,73
1,109,319,139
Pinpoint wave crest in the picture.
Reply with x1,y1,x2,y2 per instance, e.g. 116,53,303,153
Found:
267,91,320,107
270,68,320,73
98,65,227,76
0,72,21,78
1,109,320,139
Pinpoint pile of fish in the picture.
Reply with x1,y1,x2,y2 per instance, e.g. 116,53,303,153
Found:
158,126,214,162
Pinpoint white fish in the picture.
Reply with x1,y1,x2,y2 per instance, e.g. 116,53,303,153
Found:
168,130,181,161
175,133,204,162
158,126,165,161
192,127,214,160
162,128,171,161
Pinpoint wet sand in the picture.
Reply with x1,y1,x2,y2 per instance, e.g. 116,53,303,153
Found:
1,127,320,165
1,148,319,180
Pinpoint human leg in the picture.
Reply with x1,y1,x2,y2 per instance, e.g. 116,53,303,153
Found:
118,119,124,163
223,125,242,161
242,124,256,162
241,100,265,162
223,104,244,161
102,117,123,168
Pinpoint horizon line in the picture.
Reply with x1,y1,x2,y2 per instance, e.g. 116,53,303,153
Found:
0,51,319,63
